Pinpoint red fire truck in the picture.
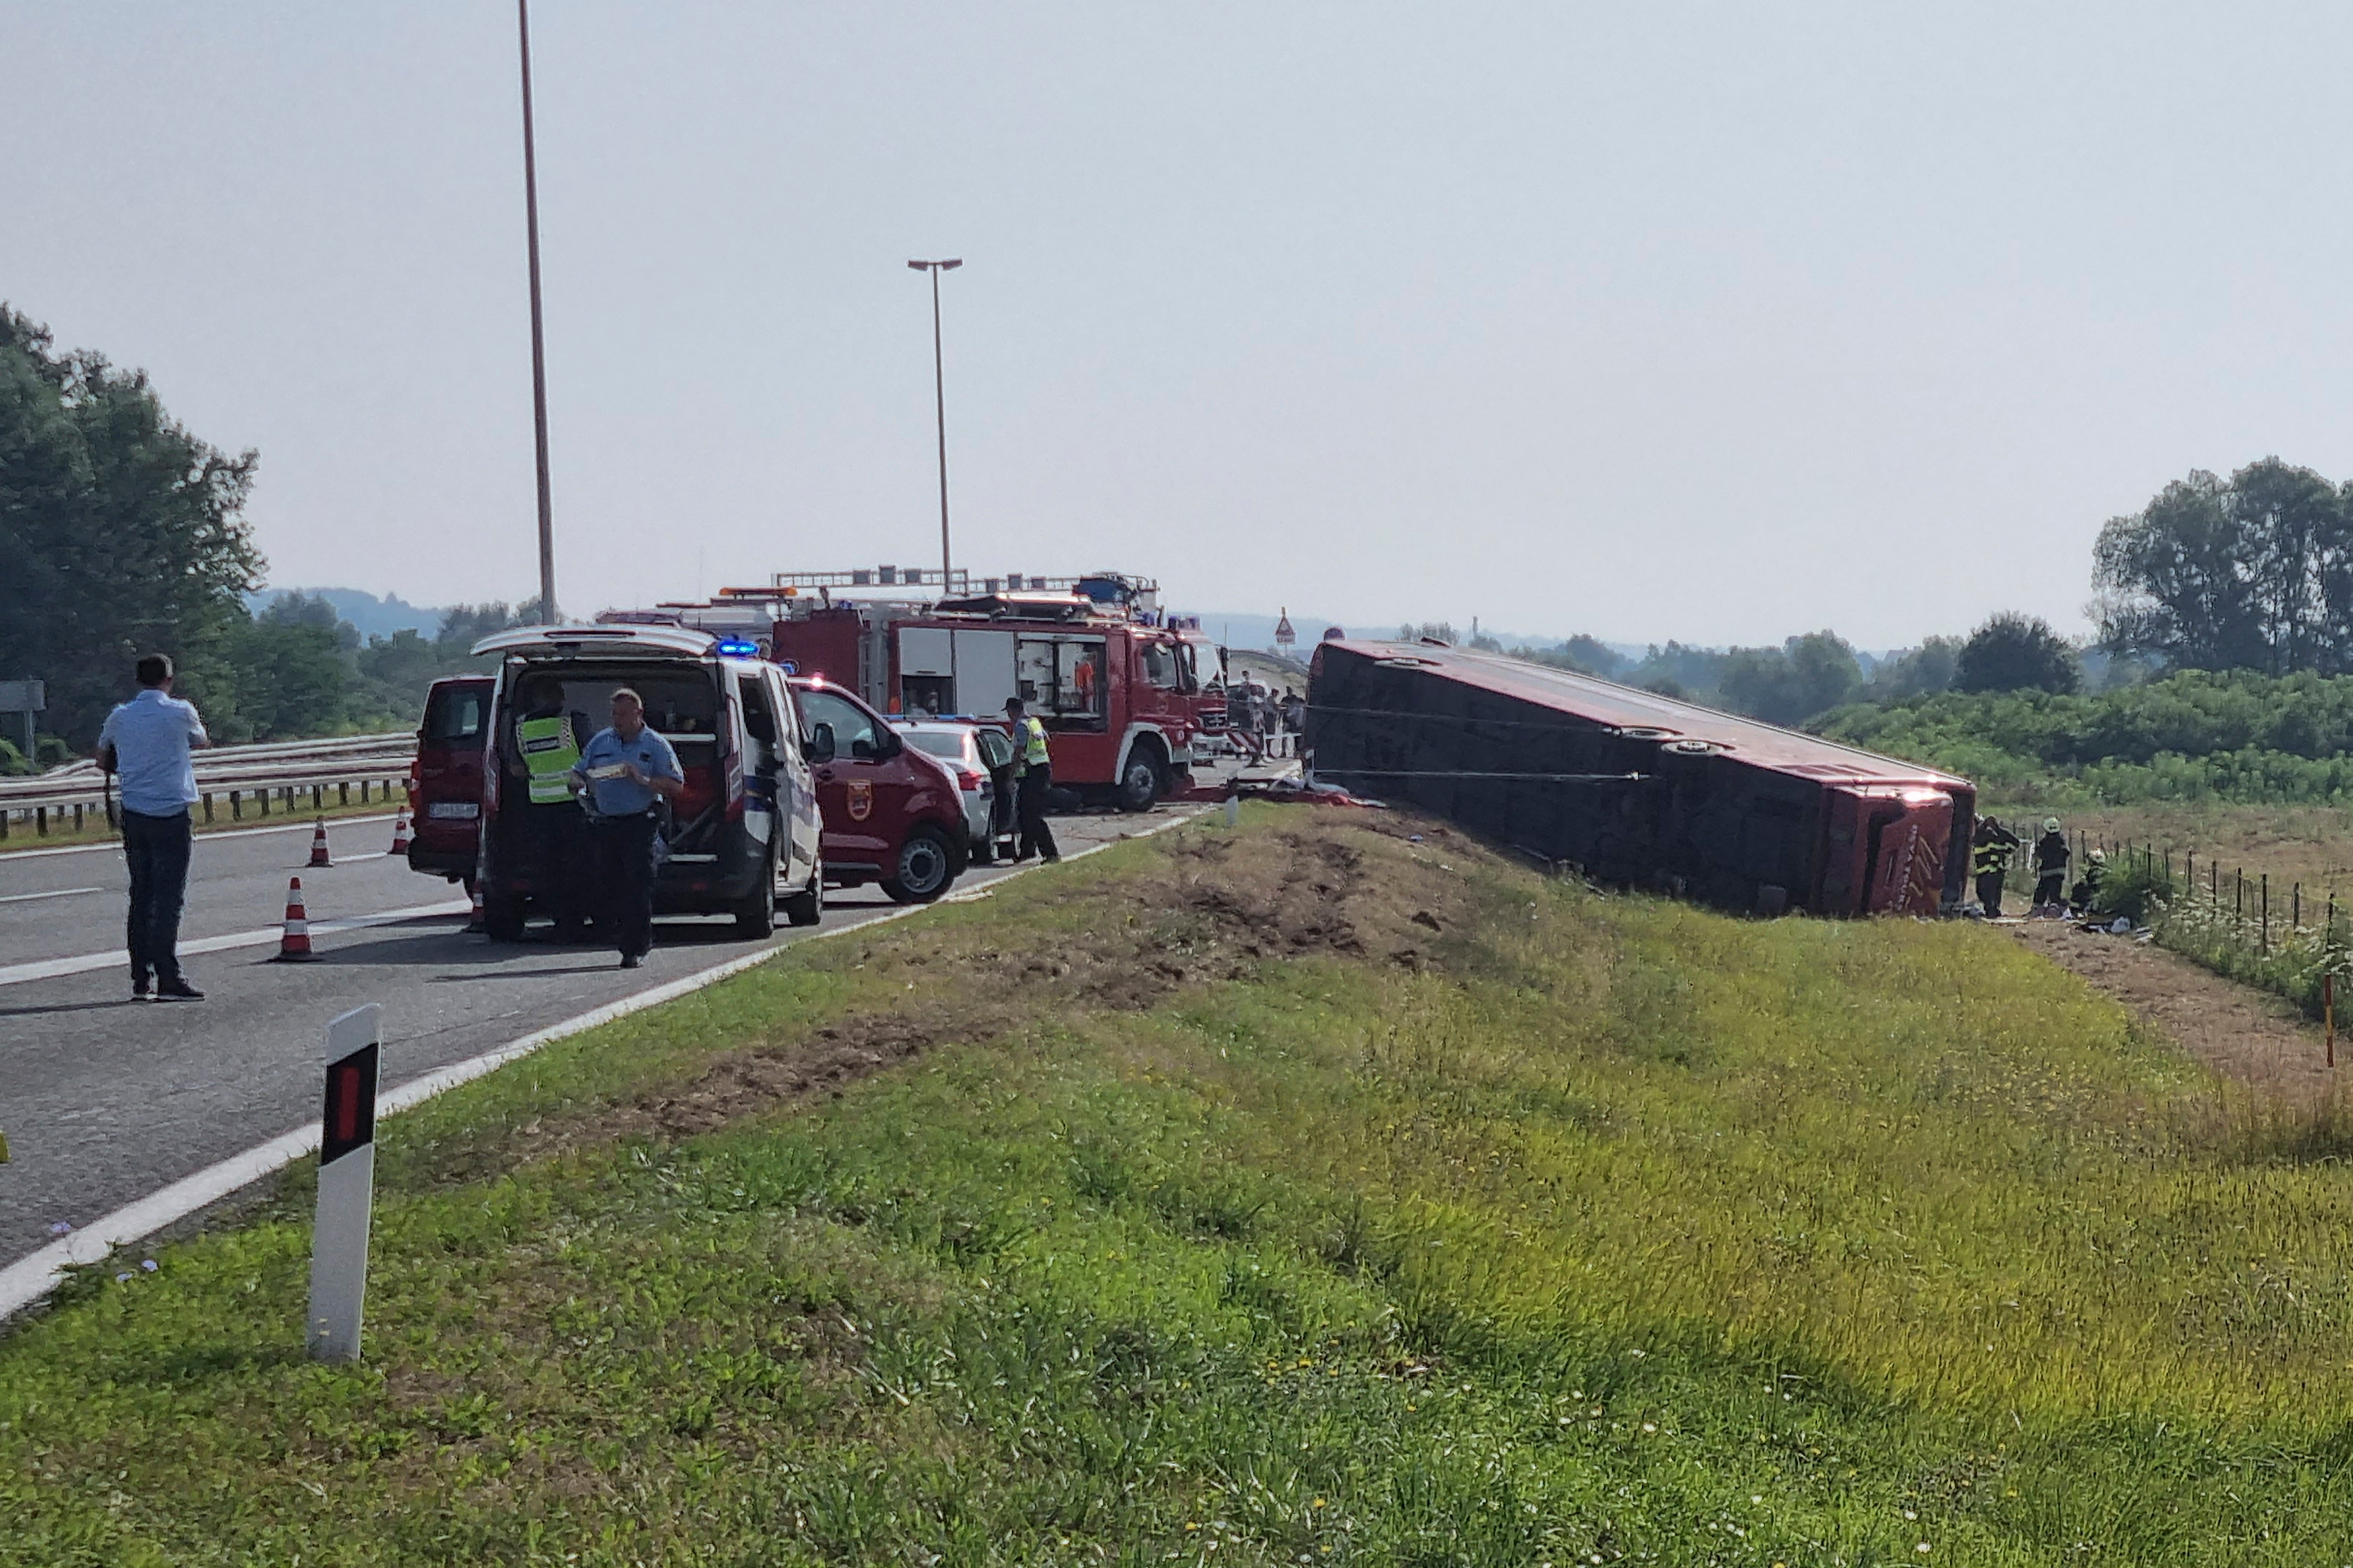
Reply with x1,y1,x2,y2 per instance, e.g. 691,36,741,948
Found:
747,569,1216,810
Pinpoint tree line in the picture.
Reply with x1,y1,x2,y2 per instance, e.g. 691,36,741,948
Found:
0,306,533,769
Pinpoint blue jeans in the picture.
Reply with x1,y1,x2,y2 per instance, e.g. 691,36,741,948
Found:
122,807,193,983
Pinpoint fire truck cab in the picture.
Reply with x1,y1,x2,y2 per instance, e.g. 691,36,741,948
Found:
764,573,1210,811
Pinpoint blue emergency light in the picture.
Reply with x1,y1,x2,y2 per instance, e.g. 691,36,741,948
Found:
776,661,796,675
715,639,761,657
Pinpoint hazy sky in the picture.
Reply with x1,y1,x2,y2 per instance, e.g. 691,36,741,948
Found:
8,3,2350,648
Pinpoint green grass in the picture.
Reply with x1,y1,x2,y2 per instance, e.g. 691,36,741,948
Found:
11,813,2353,1564
0,789,407,855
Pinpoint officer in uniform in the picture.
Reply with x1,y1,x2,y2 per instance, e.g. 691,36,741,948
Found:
1971,815,2021,917
508,674,592,939
1004,696,1060,863
571,687,685,968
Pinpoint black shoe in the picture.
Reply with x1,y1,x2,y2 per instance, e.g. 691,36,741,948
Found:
153,978,205,1001
619,952,643,970
1041,854,1062,863
132,976,151,1000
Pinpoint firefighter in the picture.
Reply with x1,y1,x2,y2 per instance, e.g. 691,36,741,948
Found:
2071,847,2108,915
509,674,593,939
2031,817,2071,914
1971,814,2021,917
1004,696,1060,863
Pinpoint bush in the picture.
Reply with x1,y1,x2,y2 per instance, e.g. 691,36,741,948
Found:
34,735,69,769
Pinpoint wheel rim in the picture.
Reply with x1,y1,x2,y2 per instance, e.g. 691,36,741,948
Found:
1125,760,1156,803
900,836,949,895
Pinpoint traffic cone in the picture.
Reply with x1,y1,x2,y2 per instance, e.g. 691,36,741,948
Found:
465,883,485,933
388,809,410,855
273,877,315,962
307,818,332,868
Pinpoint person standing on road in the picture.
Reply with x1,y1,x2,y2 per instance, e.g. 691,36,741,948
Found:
1971,815,2021,917
570,688,684,970
2031,816,2071,914
507,674,592,940
95,654,210,1000
1004,696,1060,863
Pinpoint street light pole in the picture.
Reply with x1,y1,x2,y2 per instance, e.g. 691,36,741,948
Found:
518,0,558,623
907,258,962,596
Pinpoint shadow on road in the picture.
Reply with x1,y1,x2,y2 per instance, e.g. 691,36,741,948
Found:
0,997,147,1020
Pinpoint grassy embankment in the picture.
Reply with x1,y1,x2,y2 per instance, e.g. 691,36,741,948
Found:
11,810,2353,1564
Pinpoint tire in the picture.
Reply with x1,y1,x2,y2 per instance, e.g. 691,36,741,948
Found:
483,895,527,943
1115,746,1166,812
782,858,824,927
734,852,777,937
883,826,958,904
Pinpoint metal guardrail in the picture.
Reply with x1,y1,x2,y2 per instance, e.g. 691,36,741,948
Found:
0,732,420,841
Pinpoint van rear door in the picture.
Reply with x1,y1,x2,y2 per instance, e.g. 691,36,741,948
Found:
410,676,494,880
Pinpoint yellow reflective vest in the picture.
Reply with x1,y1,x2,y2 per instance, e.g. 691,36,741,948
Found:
519,713,581,805
1015,715,1051,774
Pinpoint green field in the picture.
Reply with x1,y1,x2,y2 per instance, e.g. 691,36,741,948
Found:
7,810,2353,1565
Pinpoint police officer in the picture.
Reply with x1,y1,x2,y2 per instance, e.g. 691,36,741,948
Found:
509,674,592,939
1971,814,2021,917
2031,817,2071,914
1004,696,1060,863
570,687,684,968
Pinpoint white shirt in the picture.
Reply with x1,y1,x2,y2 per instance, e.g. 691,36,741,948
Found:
98,688,208,816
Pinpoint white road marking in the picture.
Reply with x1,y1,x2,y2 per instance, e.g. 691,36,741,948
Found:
0,899,472,987
0,813,401,863
0,886,100,906
0,810,1206,1318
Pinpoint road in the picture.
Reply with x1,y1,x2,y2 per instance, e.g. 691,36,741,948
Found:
0,806,1192,1270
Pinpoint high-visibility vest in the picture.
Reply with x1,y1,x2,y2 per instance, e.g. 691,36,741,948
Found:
518,713,581,805
1017,716,1051,772
1973,840,2007,876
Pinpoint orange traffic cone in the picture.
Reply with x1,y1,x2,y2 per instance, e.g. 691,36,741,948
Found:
307,818,332,868
273,877,315,961
465,883,485,933
388,809,411,855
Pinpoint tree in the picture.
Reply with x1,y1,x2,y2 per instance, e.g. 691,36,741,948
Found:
0,308,263,745
2093,458,2353,674
1717,631,1862,726
1867,636,1962,700
1954,612,2080,694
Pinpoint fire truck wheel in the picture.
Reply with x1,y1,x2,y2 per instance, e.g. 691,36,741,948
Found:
783,859,824,927
483,895,527,943
1116,748,1166,812
884,827,957,904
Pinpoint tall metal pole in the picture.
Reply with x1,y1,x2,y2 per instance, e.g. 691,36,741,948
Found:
929,267,951,595
518,0,557,623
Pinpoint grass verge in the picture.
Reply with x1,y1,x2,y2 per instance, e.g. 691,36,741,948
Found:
9,809,2353,1564
0,792,406,855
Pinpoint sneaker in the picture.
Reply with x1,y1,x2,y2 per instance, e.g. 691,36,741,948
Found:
153,978,206,1001
619,952,643,970
131,976,151,1000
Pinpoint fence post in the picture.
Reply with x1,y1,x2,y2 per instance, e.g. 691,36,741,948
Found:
2262,873,2270,954
2296,883,2303,934
2237,868,2244,922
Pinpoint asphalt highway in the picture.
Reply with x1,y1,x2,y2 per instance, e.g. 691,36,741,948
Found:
0,807,1188,1269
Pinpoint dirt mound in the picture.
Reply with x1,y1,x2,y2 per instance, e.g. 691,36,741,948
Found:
516,814,1487,1152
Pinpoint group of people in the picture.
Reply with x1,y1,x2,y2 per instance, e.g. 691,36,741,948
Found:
507,676,684,969
1228,680,1305,763
1971,813,2106,919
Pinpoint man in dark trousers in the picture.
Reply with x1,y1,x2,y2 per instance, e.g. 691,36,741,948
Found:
1972,815,2021,916
506,673,593,939
95,654,211,999
569,687,684,968
2031,816,2071,914
1004,696,1060,863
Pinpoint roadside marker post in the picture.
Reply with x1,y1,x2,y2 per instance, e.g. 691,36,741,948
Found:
308,1005,381,1363
2328,972,2336,1070
1223,790,1240,829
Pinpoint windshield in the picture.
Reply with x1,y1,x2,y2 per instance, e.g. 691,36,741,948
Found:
903,731,970,763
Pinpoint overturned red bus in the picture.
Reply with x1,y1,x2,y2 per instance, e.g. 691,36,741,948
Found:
1305,640,1975,917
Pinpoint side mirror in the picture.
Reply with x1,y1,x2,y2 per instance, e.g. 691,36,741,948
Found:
806,723,836,764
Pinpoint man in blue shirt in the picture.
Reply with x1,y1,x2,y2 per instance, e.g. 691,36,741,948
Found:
95,654,211,1000
569,687,684,968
